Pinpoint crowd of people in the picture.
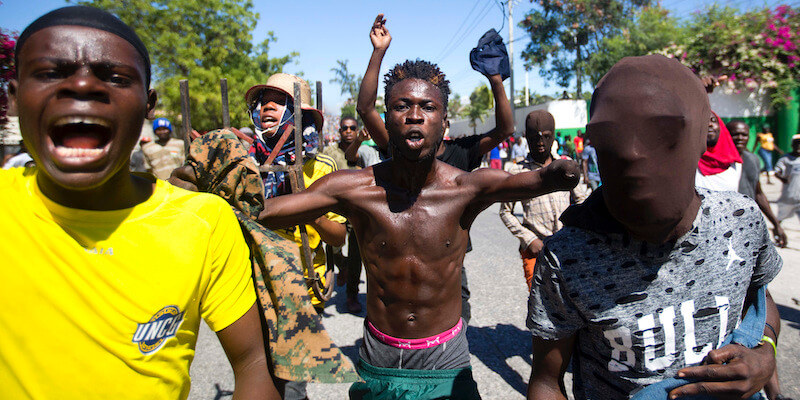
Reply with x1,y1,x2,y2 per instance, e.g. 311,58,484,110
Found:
1,5,796,400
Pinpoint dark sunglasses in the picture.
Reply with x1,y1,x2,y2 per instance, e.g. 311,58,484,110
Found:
341,125,358,131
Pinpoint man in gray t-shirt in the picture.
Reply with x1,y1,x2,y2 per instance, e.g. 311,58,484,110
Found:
528,188,781,398
527,55,782,400
774,135,800,223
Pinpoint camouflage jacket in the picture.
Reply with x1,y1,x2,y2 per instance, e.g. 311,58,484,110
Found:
186,130,357,383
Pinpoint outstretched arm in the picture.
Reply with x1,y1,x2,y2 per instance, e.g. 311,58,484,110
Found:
356,14,391,150
471,159,580,207
527,335,575,400
217,304,280,400
476,74,515,155
345,128,370,164
257,172,347,230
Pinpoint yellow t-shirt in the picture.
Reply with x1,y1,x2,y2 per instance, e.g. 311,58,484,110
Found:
758,132,775,151
0,168,255,400
275,154,346,306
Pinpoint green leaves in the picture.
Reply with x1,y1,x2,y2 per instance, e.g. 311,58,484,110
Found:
519,0,652,96
588,5,683,85
329,59,361,116
78,0,297,131
465,84,493,134
655,5,800,107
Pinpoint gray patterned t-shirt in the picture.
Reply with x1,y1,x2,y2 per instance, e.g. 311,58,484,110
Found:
527,189,782,399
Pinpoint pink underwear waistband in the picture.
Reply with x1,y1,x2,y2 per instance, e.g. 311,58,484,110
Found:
367,318,463,350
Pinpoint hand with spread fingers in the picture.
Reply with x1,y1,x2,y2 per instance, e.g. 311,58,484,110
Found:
668,343,775,400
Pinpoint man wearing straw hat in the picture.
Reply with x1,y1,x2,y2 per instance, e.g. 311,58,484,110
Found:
245,73,347,398
244,73,346,311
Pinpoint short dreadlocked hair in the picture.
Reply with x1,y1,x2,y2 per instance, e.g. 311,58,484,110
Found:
384,59,450,112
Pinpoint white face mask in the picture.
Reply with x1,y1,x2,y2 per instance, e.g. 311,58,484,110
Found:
250,93,291,140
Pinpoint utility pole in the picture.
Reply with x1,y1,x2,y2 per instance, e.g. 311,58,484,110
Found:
508,0,515,130
525,71,530,106
575,33,582,99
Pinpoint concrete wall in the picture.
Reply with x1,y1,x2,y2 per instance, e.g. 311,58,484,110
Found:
448,90,794,152
709,87,772,119
449,99,588,138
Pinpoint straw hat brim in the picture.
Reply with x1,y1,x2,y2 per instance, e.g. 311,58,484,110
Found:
245,84,324,130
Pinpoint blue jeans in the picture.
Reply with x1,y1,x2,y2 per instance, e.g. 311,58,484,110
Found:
758,148,774,172
631,285,767,400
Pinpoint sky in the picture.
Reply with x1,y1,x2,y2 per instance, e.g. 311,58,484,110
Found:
1,0,797,115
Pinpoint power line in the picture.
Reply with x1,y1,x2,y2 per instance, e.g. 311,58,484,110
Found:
435,0,484,61
438,0,496,63
495,0,506,32
437,0,496,62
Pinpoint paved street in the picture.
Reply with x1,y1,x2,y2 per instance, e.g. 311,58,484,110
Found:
189,175,799,400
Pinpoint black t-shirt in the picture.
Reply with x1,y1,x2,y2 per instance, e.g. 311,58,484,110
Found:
439,134,486,171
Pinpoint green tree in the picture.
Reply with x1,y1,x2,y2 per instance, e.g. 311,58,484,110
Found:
516,89,556,106
519,0,650,97
587,5,685,85
465,84,493,135
329,59,361,115
448,93,466,119
340,102,356,123
77,0,298,131
375,96,386,116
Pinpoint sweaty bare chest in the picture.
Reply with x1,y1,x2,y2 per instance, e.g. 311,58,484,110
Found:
354,189,471,260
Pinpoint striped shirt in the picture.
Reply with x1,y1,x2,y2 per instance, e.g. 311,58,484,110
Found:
141,138,185,180
499,156,587,251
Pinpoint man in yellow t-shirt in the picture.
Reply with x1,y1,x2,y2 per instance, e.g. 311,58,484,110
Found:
2,6,278,399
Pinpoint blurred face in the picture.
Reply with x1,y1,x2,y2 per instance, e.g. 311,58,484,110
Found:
385,78,447,161
154,126,171,141
525,125,554,161
258,89,287,136
728,121,750,153
707,113,720,147
587,75,706,231
9,25,155,191
339,118,358,144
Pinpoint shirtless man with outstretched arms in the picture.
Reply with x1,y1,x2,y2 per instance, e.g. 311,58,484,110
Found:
257,23,578,398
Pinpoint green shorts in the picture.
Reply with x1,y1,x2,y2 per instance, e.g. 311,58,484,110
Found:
349,359,481,400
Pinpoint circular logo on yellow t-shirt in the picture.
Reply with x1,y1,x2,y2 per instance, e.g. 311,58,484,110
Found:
132,305,185,354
